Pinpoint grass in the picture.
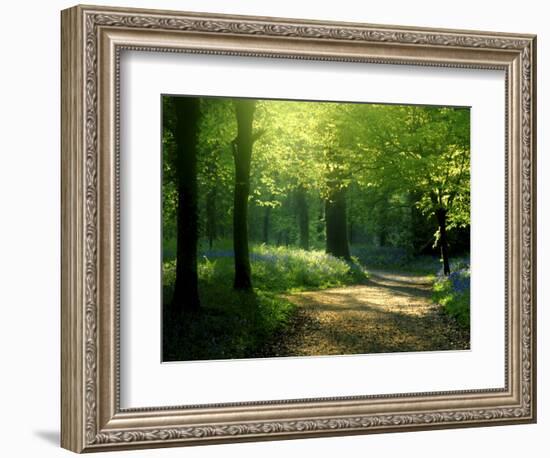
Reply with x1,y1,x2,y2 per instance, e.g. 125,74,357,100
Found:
163,243,368,361
432,260,470,329
163,288,296,361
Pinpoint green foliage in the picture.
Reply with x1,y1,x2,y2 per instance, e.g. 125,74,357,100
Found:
163,96,470,263
164,243,368,294
253,244,368,291
432,264,470,328
162,95,471,359
162,287,296,361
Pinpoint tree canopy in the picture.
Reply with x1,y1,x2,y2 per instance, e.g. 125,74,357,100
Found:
162,95,470,312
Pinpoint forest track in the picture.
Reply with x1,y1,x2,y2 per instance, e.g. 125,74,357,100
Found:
270,270,469,357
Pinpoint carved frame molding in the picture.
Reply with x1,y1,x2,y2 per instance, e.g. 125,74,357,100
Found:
61,4,536,453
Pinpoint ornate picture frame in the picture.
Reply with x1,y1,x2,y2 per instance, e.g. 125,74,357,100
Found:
61,4,536,453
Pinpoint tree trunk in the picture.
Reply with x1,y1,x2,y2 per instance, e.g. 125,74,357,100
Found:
325,186,351,260
435,208,451,275
378,195,389,247
316,198,325,242
232,100,256,290
171,97,201,313
206,186,217,249
262,205,271,244
295,186,309,250
379,230,387,247
348,191,353,245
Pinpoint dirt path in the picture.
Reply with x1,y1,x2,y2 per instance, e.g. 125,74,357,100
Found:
267,270,469,357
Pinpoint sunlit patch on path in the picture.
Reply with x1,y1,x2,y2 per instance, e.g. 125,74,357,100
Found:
270,270,469,357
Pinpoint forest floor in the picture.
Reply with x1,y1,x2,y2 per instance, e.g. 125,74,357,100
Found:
265,270,470,356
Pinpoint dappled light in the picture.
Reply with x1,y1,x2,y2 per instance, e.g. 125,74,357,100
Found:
278,270,469,357
161,95,470,362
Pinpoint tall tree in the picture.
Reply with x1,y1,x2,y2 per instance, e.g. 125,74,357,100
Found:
262,195,272,244
323,138,352,260
316,197,325,242
435,207,451,274
325,186,351,259
295,186,310,250
202,146,221,250
232,99,257,290
171,97,201,313
205,183,217,249
409,108,470,275
352,105,470,274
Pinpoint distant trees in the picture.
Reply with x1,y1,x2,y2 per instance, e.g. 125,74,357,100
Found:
342,104,470,273
294,186,310,250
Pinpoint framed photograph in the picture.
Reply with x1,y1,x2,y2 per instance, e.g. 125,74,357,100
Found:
61,4,537,453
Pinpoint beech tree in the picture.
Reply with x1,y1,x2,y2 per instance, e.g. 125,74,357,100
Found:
170,96,201,313
351,105,470,274
232,99,258,290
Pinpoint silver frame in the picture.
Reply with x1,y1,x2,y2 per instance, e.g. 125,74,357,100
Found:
61,4,537,453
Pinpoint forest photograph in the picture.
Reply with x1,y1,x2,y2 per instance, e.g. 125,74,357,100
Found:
161,95,471,362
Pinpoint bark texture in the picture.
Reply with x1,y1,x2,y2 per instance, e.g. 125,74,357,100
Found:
325,186,351,260
232,100,256,290
172,97,201,313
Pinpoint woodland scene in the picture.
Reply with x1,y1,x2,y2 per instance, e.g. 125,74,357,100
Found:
161,95,471,362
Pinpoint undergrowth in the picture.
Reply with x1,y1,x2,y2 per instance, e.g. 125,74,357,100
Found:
432,260,470,329
163,243,368,361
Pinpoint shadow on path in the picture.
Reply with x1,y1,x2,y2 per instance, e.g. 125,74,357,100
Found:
268,269,469,357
